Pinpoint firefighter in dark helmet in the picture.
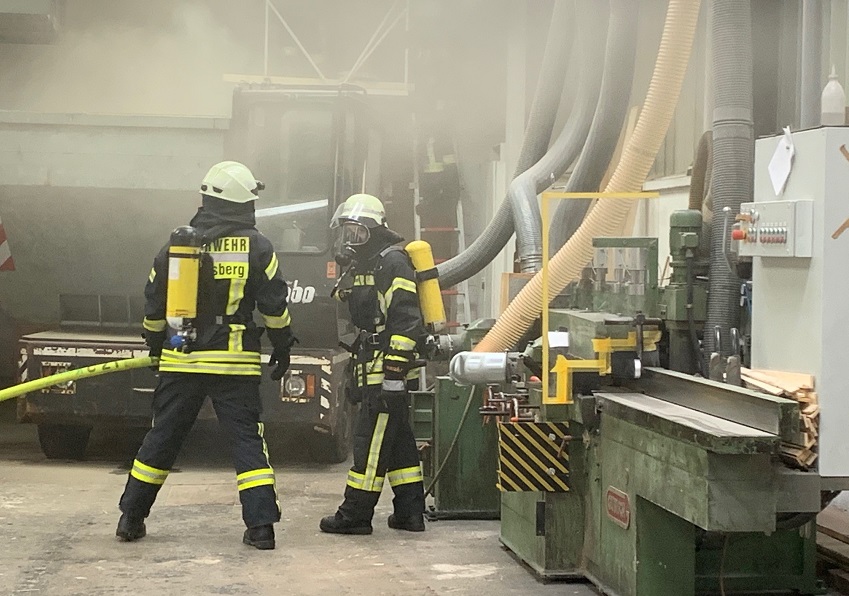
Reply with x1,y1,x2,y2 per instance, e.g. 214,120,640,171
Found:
117,161,296,550
320,193,427,535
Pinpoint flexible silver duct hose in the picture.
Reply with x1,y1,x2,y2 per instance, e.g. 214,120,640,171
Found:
550,0,640,253
508,2,609,273
436,0,587,288
474,0,702,353
800,0,823,128
704,0,753,361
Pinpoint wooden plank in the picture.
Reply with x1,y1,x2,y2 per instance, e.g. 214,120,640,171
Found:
803,403,820,417
818,531,849,568
742,376,786,396
742,367,814,393
819,506,849,545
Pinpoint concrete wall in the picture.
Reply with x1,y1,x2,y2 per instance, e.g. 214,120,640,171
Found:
0,112,228,190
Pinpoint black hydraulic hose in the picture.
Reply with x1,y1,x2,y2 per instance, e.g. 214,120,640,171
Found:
704,0,753,364
424,386,477,498
508,0,610,272
685,254,706,377
437,0,595,288
550,0,640,253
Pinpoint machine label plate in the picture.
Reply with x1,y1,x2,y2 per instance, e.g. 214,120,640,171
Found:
605,486,631,529
497,422,570,492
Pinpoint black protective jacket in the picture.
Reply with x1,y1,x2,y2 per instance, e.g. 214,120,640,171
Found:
345,246,425,392
143,205,290,376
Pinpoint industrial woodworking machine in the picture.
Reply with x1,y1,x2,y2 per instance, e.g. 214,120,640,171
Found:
445,128,849,596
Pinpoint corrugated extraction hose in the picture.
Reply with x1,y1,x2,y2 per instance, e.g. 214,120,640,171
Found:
703,0,753,361
550,0,641,252
474,0,703,353
507,1,609,273
436,0,593,288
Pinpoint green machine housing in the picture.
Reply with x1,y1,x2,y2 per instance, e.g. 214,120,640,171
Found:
493,225,825,594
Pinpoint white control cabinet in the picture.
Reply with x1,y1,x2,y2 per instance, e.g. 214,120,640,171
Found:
752,127,849,478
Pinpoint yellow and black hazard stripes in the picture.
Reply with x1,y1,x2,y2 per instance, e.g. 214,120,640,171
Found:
497,422,570,492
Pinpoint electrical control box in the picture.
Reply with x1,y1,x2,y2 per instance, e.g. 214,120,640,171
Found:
751,127,849,479
736,199,814,258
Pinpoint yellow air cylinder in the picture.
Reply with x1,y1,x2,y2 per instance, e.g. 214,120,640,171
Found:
405,240,446,332
165,226,202,330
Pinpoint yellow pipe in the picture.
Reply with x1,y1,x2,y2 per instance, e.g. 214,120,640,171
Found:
475,0,702,353
0,357,159,403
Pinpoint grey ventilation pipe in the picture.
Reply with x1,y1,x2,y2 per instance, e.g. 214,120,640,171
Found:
704,0,754,361
800,0,823,128
508,2,610,272
550,0,640,252
437,0,602,288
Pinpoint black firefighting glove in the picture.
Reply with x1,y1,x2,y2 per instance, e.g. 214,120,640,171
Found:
267,327,298,381
142,330,167,359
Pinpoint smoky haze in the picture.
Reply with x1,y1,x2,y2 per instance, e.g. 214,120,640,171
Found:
0,0,260,116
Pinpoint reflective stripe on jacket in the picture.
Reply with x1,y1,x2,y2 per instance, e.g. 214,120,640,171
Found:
144,228,290,375
347,247,424,387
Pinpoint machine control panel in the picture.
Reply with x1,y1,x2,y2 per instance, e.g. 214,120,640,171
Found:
735,200,813,258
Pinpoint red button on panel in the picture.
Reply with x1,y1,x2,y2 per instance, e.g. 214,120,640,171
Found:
731,229,746,241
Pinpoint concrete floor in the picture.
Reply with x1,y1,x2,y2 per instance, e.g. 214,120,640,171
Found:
0,401,597,596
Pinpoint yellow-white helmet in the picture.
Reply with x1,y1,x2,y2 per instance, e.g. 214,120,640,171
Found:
331,194,387,229
200,161,265,203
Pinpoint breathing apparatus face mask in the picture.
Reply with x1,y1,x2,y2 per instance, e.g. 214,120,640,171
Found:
334,222,371,267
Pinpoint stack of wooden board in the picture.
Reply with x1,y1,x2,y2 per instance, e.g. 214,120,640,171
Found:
740,367,818,469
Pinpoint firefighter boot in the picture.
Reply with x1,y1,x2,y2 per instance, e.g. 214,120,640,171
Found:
319,513,373,535
116,513,146,542
388,513,426,532
243,524,275,550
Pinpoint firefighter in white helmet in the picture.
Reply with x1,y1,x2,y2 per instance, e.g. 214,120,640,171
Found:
117,161,295,550
320,193,427,534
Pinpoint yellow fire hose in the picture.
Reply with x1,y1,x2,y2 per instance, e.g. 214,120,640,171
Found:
0,356,159,403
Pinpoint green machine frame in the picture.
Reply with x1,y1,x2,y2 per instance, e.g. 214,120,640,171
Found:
410,320,502,520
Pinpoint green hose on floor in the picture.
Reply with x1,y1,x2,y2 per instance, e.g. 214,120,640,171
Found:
0,356,158,403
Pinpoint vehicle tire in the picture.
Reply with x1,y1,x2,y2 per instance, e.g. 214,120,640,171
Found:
308,401,353,464
37,424,92,460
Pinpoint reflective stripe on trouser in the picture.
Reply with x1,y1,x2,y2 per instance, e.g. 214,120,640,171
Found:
387,465,423,487
130,459,169,485
119,373,281,527
337,388,425,523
